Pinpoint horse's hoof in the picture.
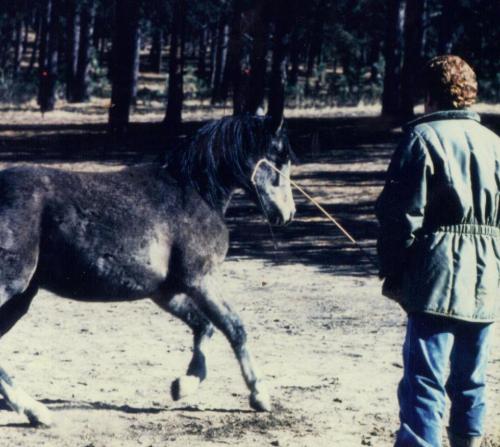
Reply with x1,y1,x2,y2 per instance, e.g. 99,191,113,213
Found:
24,403,53,428
249,386,271,412
171,375,201,401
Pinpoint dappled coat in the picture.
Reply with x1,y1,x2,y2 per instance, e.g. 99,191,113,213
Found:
376,110,500,322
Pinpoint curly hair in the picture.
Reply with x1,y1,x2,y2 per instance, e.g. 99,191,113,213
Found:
424,55,478,109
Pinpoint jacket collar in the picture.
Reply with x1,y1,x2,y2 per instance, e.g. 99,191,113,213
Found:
404,109,481,130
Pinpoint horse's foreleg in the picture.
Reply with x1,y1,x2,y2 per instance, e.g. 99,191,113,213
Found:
187,276,271,412
0,286,52,427
154,294,214,401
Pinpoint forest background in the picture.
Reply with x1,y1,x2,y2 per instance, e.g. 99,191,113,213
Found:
0,0,498,130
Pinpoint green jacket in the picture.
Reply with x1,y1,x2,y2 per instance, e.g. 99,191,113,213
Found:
376,110,500,322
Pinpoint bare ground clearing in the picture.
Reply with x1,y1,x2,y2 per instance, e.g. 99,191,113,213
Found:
0,113,498,447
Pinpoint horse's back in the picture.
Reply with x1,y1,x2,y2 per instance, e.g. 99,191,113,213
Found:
0,163,230,301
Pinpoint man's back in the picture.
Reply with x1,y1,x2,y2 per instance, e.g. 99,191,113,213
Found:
376,109,500,321
410,111,500,230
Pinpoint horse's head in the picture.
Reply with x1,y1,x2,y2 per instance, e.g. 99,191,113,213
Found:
246,116,296,226
171,115,296,225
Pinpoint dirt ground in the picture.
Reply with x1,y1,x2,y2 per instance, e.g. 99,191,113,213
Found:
0,112,498,447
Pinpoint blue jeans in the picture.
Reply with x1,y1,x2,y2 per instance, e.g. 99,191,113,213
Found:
395,313,494,447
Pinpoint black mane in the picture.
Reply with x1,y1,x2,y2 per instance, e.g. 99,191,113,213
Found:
167,115,284,209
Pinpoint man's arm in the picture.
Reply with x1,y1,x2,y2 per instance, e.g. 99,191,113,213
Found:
375,130,434,282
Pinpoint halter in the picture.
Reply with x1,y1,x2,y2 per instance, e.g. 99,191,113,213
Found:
251,159,279,250
250,158,378,269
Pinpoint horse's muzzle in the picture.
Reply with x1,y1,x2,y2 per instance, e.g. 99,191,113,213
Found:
271,209,295,227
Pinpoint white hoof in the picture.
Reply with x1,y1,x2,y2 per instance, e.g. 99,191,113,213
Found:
249,383,271,412
171,375,201,401
24,402,53,427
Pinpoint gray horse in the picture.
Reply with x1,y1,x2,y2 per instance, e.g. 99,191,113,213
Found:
0,115,295,426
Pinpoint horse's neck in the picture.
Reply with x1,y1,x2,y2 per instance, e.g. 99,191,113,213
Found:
199,184,235,216
163,163,235,217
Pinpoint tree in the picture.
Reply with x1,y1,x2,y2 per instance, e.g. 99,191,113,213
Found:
108,0,141,132
244,0,269,114
400,0,426,118
148,2,168,74
164,0,187,130
12,15,23,77
65,0,80,101
28,9,42,73
267,0,297,121
305,1,328,93
196,27,208,79
38,0,60,113
382,0,406,116
220,0,244,113
438,0,454,54
149,26,163,73
210,15,229,104
288,28,301,87
72,0,96,102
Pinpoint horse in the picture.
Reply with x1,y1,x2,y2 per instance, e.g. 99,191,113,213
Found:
0,114,296,427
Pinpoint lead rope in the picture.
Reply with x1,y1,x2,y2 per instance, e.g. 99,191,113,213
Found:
251,158,379,270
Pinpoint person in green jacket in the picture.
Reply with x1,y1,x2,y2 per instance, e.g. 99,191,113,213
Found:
376,55,499,447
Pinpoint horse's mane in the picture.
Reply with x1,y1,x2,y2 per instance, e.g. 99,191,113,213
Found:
166,115,276,208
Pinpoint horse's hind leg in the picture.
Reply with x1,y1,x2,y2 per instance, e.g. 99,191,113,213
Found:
0,284,52,427
154,294,214,401
186,276,271,412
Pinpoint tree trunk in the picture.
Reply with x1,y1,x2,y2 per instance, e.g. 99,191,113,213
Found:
220,0,244,111
149,26,163,73
211,19,229,104
65,0,80,101
288,28,300,87
12,18,23,77
267,0,296,122
381,0,406,117
305,1,327,94
0,19,14,70
108,0,141,132
208,26,217,84
28,11,42,73
438,0,454,53
131,31,140,104
368,39,381,82
22,16,30,54
196,28,207,79
38,0,60,113
244,0,270,114
164,0,187,130
73,0,96,102
400,0,426,118
93,11,107,66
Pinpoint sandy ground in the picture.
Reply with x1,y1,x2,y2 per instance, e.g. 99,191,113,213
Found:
0,130,498,447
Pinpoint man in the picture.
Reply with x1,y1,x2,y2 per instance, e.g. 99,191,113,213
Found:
376,55,500,447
